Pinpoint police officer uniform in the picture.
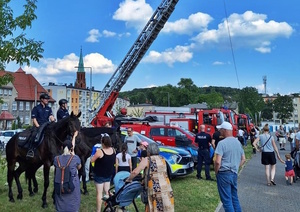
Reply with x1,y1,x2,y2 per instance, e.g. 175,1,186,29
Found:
195,131,212,180
57,99,69,121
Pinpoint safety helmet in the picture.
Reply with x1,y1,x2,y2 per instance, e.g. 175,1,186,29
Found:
40,93,50,100
59,99,68,106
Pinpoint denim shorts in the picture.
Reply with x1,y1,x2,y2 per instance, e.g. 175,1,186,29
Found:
94,176,111,184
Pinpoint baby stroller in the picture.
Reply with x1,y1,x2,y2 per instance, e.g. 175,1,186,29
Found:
292,150,300,182
103,171,143,212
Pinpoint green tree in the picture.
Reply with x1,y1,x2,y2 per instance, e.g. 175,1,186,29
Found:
0,0,44,89
238,87,265,122
198,91,224,109
261,100,273,120
273,94,293,124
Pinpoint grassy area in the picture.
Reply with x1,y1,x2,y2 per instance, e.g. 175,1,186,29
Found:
0,144,253,212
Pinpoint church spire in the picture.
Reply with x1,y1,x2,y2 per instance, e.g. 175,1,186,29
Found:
77,47,85,72
75,47,86,89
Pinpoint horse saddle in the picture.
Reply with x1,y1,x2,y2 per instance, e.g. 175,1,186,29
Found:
17,129,32,148
17,128,45,149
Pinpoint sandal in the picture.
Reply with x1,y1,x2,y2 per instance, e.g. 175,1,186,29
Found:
271,180,276,186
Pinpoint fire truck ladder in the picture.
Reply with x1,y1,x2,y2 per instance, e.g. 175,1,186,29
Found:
89,0,179,125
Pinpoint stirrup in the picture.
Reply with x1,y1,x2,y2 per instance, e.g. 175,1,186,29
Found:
26,150,34,158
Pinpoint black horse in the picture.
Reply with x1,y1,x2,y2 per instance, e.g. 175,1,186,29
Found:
74,127,121,194
6,111,81,208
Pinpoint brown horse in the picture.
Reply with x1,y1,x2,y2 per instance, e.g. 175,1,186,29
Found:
6,111,81,208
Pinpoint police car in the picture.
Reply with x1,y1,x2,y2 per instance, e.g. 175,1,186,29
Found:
121,130,194,179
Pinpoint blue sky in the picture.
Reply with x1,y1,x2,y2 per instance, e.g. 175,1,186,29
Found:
7,0,300,95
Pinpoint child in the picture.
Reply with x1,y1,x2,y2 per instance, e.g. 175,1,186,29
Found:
285,154,295,185
115,143,132,173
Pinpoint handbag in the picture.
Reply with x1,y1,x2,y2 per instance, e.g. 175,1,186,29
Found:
141,157,151,204
257,135,271,152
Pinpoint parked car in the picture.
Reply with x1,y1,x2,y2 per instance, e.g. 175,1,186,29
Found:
120,130,194,179
0,129,24,146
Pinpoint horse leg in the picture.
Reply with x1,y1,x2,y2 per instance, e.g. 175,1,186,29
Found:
7,161,16,202
81,157,89,195
14,165,26,200
25,169,34,196
33,173,39,193
41,163,50,208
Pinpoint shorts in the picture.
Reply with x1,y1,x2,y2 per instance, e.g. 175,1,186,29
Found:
261,152,276,165
278,137,286,144
285,170,295,177
94,176,111,184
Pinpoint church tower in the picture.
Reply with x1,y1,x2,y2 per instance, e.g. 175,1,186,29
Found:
75,48,86,89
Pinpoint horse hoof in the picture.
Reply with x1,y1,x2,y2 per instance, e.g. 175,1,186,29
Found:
42,203,48,208
83,190,89,195
9,198,15,203
17,194,23,200
29,192,35,197
33,188,38,193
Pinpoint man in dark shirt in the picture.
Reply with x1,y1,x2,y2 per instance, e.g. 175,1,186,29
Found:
195,124,213,180
250,125,256,154
27,93,55,158
57,99,69,121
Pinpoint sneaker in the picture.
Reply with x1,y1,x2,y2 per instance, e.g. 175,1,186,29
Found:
26,150,34,158
206,178,215,181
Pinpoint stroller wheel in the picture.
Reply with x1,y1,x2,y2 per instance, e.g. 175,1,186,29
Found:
103,204,116,212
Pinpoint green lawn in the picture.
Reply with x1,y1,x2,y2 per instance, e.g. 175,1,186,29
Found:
0,144,253,212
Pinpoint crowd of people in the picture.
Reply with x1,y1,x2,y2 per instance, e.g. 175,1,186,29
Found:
26,93,300,211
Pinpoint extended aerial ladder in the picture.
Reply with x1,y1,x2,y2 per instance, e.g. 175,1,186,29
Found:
90,0,179,127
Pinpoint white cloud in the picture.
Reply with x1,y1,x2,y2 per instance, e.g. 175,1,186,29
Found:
255,84,265,93
85,29,101,43
213,61,225,65
143,45,193,66
191,11,293,53
23,52,115,85
102,30,117,37
113,0,153,30
145,84,157,88
163,12,213,35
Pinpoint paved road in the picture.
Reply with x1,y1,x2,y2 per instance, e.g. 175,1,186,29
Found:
217,142,300,212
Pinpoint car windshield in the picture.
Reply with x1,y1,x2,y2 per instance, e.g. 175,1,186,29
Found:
134,133,157,145
180,128,195,137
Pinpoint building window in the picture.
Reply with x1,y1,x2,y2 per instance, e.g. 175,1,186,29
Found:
0,89,2,95
8,90,12,95
25,116,30,125
1,102,8,110
4,89,8,95
26,102,30,111
20,117,24,124
12,102,17,111
19,102,24,110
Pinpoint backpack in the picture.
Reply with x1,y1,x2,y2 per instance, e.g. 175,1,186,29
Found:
54,155,75,195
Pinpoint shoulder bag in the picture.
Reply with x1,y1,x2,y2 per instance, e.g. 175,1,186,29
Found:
257,135,271,152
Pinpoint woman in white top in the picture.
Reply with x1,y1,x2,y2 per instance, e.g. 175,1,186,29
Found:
253,124,284,186
116,143,132,173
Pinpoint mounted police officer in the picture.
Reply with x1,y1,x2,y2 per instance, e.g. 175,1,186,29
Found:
57,99,69,121
26,93,56,158
195,124,213,180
